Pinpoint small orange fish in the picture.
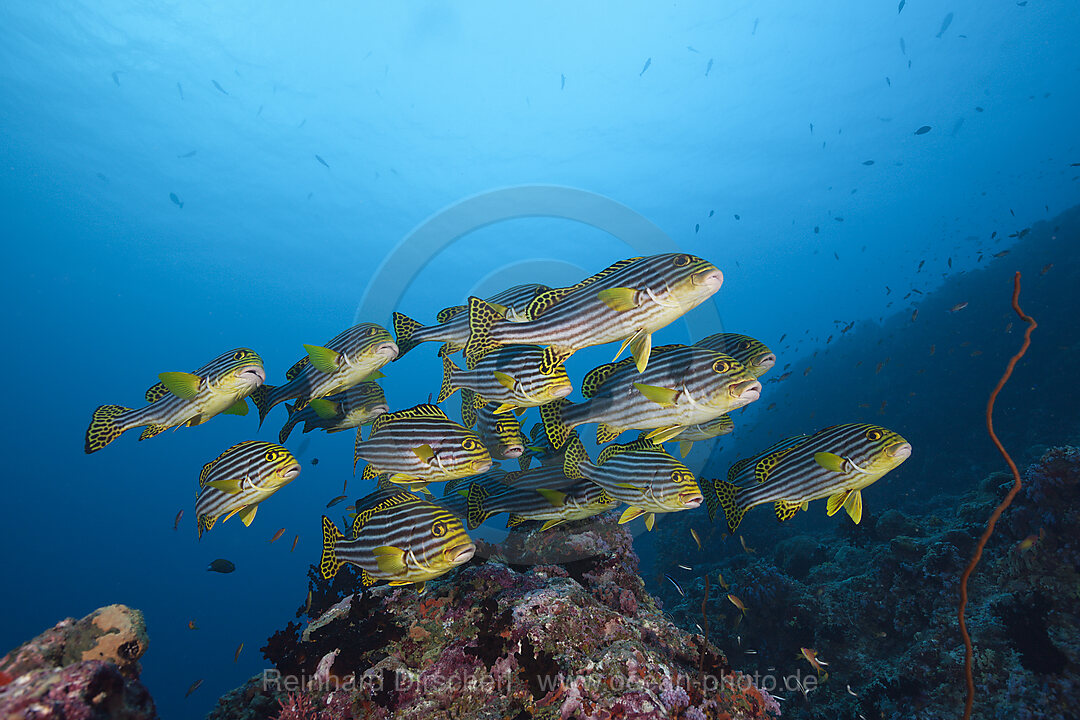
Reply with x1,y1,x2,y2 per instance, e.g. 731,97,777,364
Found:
803,366,812,377
777,372,791,381
234,642,243,663
187,620,197,630
875,362,884,375
800,647,829,675
173,509,184,531
728,594,747,615
930,344,936,355
767,402,776,411
911,309,918,322
993,250,1010,258
290,534,299,553
717,571,729,590
1018,528,1045,552
971,350,982,357
270,528,286,544
950,302,969,313
739,535,755,554
305,589,313,615
1041,263,1053,275
858,402,870,409
690,528,702,551
327,495,348,508
185,679,203,698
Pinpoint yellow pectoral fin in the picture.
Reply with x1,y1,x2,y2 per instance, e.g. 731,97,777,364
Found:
492,371,516,391
619,506,646,524
412,444,435,464
205,478,244,494
158,372,201,400
536,488,567,507
814,452,847,473
801,500,809,511
597,287,640,312
629,330,652,373
238,504,258,527
826,490,851,517
222,399,249,416
844,489,864,524
644,513,655,531
634,383,679,406
309,398,338,419
303,344,341,374
372,545,406,575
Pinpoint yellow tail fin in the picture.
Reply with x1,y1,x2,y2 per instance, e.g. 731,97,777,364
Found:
319,516,345,580
85,405,130,454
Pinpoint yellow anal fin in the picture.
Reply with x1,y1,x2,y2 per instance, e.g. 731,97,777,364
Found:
238,504,258,527
844,489,864,524
775,499,801,522
679,440,693,458
629,330,652,373
619,506,646,525
826,490,852,517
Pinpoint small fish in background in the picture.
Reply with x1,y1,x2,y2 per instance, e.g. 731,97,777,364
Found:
687,46,699,53
169,192,184,208
96,173,109,183
291,534,299,552
305,590,313,614
695,223,700,233
326,494,347,508
949,118,965,136
560,73,566,90
949,302,969,313
690,527,702,550
256,104,263,116
734,213,740,220
298,118,306,129
185,679,203,698
311,457,319,466
809,122,814,134
911,309,918,322
705,58,713,76
665,574,685,596
315,154,330,169
915,125,932,135
639,57,651,76
740,535,755,554
993,250,1010,258
801,647,829,676
234,643,243,663
717,570,729,590
862,160,875,166
885,77,891,87
270,528,286,543
111,71,121,86
187,620,197,630
752,18,759,35
173,508,184,531
177,150,197,159
211,79,229,95
176,82,183,100
728,593,748,615
208,558,235,573
900,37,906,55
1041,263,1053,275
936,12,954,38
898,0,906,13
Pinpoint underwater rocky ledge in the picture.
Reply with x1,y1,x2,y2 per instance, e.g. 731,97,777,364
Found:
211,514,780,720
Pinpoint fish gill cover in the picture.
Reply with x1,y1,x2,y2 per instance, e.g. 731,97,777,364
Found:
1,1,1078,719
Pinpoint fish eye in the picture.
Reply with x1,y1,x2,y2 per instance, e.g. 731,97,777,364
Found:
673,254,691,267
431,521,447,537
740,340,752,350
367,326,379,336
233,350,246,360
712,359,731,373
866,428,884,441
461,437,481,452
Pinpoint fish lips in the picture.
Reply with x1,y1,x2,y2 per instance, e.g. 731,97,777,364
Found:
549,383,573,399
754,353,777,374
691,267,724,289
447,542,476,565
730,379,762,404
500,445,525,459
375,342,400,361
889,442,912,460
238,365,267,386
368,404,390,417
680,491,704,508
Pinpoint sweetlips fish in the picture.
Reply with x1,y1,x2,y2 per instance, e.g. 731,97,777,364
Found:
694,333,776,377
662,414,735,457
195,441,301,538
438,345,572,413
277,381,389,443
561,434,703,531
705,423,911,531
469,402,528,464
85,347,265,453
459,461,618,531
539,344,760,449
352,404,491,485
463,254,724,374
251,323,397,424
391,283,550,358
319,488,476,592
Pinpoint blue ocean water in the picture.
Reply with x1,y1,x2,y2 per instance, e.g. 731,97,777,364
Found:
2,1,1078,717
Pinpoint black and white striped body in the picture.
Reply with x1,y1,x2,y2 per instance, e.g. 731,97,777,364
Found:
474,403,527,460
441,345,572,409
353,404,492,483
694,333,776,377
278,382,389,443
194,441,300,537
459,463,616,529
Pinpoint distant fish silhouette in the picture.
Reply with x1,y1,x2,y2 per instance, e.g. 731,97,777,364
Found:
298,118,306,128
885,77,891,86
111,71,120,87
687,46,699,54
898,0,906,13
862,160,875,166
705,58,713,77
752,18,759,35
178,150,197,159
211,79,229,95
315,154,330,169
96,173,109,183
169,192,184,209
935,12,954,38
900,37,906,56
560,73,566,90
177,82,183,100
948,118,965,136
914,125,932,135
639,57,651,76
256,104,263,116
809,122,814,134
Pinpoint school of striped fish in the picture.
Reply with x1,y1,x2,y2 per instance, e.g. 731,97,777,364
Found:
84,252,910,598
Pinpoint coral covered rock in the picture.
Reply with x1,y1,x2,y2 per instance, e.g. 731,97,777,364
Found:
211,514,780,719
0,604,156,719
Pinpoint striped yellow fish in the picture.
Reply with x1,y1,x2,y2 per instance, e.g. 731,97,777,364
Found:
470,403,528,463
278,382,388,443
562,434,702,531
438,345,572,413
319,489,475,592
694,334,776,377
661,415,735,457
251,323,397,425
85,348,265,453
195,441,301,538
352,404,491,485
540,345,760,449
705,423,912,531
391,284,550,358
463,254,723,373
457,463,618,531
